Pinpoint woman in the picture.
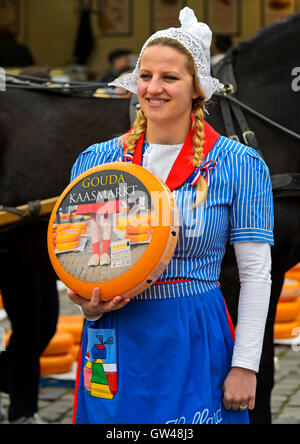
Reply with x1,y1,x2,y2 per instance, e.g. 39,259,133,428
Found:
68,8,273,424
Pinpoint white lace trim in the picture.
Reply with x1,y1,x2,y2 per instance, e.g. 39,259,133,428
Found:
109,7,224,101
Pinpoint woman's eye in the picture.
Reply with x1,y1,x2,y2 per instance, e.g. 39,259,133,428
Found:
140,74,151,80
164,76,178,81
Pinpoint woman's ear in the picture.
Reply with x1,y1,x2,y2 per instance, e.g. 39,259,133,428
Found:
192,84,201,100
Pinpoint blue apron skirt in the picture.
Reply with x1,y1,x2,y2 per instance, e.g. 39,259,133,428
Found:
73,286,249,424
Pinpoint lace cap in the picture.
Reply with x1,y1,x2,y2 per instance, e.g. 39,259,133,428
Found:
109,7,223,101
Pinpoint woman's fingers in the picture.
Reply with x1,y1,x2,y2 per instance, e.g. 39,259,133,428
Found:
100,295,131,312
222,368,256,412
90,287,101,307
67,288,86,305
67,287,131,316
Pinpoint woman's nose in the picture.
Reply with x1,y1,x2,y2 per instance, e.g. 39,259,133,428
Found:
147,77,163,94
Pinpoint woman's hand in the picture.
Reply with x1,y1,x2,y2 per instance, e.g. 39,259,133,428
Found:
222,367,257,411
67,287,131,318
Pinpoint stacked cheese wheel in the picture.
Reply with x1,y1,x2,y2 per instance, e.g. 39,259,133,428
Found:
52,221,88,252
274,267,300,340
57,315,84,361
55,228,81,252
285,263,300,282
125,214,152,244
41,315,84,375
5,315,84,376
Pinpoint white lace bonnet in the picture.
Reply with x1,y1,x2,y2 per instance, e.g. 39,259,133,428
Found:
109,7,224,101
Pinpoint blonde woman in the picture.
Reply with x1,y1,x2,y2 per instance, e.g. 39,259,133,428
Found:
68,8,273,424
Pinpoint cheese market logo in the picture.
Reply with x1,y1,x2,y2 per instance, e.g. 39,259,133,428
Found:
51,169,155,283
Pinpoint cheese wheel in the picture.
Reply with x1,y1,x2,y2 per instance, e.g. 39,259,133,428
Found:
47,162,179,301
56,223,71,232
279,295,298,303
70,222,87,234
55,240,80,251
126,225,151,235
280,279,300,301
56,229,81,243
291,263,300,272
274,320,300,339
57,315,84,344
71,344,81,361
117,215,152,231
60,213,71,221
42,331,75,356
40,353,74,376
5,328,77,376
275,298,300,323
126,233,151,243
285,271,300,282
5,330,12,347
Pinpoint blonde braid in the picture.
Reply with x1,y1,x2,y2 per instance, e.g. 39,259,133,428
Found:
191,97,207,209
123,109,147,154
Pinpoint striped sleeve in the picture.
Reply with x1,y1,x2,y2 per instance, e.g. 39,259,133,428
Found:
70,138,121,182
229,149,274,245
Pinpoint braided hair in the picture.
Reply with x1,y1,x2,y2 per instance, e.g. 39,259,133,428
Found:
122,37,208,208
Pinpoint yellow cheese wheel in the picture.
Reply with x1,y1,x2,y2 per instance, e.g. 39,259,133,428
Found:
57,315,84,344
71,344,81,361
274,320,300,339
116,215,152,231
56,229,81,243
60,213,71,221
5,330,12,347
5,329,77,356
42,331,75,357
70,222,87,234
48,162,179,301
275,298,300,323
280,279,300,301
285,271,300,282
126,225,151,235
56,223,71,232
126,233,151,243
40,353,74,376
55,239,80,251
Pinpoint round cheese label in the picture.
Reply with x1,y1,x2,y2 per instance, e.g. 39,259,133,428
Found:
47,162,179,300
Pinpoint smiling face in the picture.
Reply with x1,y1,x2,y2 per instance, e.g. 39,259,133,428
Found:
137,44,199,127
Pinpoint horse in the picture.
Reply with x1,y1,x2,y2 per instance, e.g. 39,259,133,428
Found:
206,12,300,424
0,11,299,423
0,86,131,421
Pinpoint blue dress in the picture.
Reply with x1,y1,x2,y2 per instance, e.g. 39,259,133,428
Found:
71,129,274,424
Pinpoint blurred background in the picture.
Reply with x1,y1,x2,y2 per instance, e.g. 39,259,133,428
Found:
1,0,299,82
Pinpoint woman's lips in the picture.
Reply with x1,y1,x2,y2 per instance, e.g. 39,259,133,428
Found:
146,98,169,106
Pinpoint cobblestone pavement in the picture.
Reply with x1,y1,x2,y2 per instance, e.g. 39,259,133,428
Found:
1,285,300,424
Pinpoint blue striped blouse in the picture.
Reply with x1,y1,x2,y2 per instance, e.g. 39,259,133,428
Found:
70,134,274,300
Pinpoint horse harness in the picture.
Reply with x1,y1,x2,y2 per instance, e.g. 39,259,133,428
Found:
212,52,300,199
1,68,300,228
